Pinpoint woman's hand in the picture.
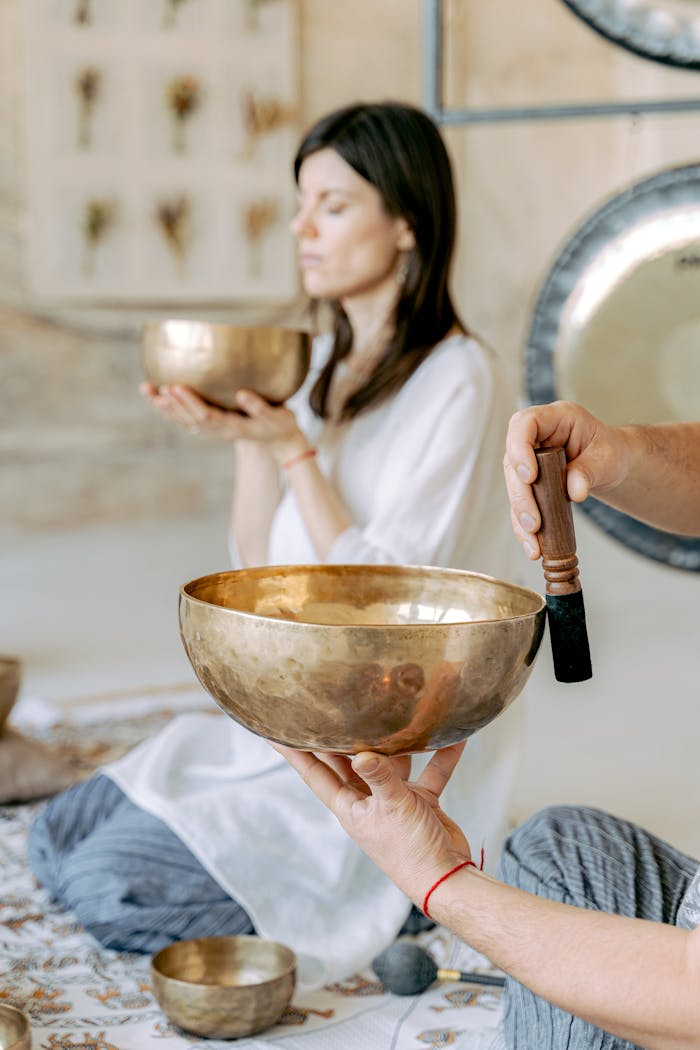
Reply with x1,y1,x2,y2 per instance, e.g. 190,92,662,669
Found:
274,742,471,908
140,383,306,458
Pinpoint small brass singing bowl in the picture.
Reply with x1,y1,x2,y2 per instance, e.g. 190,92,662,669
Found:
0,1005,31,1050
179,564,546,756
142,320,311,409
0,656,21,733
150,936,296,1039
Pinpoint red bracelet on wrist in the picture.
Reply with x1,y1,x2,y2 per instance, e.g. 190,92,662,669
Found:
282,447,317,472
422,849,485,919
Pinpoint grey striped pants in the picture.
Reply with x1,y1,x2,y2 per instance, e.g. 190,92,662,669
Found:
28,773,431,954
497,805,698,1050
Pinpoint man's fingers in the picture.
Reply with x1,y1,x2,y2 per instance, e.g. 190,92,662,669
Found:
351,752,411,808
416,741,467,798
566,463,593,503
317,752,370,795
271,744,349,811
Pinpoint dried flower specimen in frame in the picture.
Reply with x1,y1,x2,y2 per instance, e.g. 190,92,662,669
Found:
155,195,191,275
81,197,117,276
75,66,101,149
24,0,301,302
74,0,91,25
240,89,295,160
244,0,275,33
165,75,201,153
242,197,278,277
163,0,192,30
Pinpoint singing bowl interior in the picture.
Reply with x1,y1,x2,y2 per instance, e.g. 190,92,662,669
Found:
0,1005,31,1050
142,320,311,409
151,936,296,1039
179,565,546,755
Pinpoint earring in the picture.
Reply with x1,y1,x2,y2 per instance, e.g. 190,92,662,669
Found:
395,253,410,287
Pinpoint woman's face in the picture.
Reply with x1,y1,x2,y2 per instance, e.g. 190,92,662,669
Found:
291,148,413,304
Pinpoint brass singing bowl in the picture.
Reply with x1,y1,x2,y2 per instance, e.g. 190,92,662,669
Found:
179,565,546,756
0,1005,31,1050
142,320,311,409
0,657,21,733
151,936,296,1039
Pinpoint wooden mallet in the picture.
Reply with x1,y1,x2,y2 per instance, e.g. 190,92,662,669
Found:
532,446,592,683
372,942,505,995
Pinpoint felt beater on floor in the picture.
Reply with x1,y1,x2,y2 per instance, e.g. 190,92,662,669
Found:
532,446,592,683
372,941,506,996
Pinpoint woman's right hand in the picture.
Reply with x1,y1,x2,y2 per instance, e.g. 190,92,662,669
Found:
140,382,237,438
140,383,304,450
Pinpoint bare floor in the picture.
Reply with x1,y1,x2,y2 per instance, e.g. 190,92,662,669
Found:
2,514,229,707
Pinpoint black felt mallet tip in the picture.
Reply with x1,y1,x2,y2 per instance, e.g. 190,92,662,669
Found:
532,447,592,684
371,942,506,995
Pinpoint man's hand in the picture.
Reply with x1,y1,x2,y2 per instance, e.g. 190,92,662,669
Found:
274,743,471,907
503,401,630,559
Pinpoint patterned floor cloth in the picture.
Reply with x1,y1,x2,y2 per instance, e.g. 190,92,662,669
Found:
0,704,504,1050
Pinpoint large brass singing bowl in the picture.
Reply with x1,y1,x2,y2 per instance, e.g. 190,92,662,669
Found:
179,565,546,756
142,320,311,409
151,935,296,1039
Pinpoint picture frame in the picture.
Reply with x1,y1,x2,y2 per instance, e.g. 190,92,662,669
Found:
24,0,301,304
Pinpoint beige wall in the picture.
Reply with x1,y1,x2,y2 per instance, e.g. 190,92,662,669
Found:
2,1,699,851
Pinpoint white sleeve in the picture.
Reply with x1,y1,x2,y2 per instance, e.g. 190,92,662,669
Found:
325,344,510,568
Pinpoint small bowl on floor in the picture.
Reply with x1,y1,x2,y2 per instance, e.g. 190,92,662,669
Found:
0,1005,31,1050
0,657,21,732
150,935,296,1038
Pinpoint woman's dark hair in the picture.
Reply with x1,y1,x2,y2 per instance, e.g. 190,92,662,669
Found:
293,101,465,420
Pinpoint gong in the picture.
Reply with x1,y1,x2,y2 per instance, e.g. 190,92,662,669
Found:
561,0,700,70
526,161,700,571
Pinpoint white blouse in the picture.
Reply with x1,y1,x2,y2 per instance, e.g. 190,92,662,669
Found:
265,331,515,577
108,332,524,990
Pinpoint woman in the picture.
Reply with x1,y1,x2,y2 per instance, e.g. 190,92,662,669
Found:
29,102,518,989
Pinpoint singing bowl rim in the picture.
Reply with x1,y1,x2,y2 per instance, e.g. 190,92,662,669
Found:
151,935,297,989
179,563,546,628
0,1005,31,1050
142,317,311,342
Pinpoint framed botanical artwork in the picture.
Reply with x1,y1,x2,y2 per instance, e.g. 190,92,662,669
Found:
24,0,301,304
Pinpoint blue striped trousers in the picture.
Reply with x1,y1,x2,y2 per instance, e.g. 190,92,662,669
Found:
498,805,698,1050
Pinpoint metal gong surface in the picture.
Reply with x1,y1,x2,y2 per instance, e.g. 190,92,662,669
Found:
561,0,700,69
526,161,700,571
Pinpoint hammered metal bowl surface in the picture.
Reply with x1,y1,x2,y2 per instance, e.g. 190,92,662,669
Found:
142,320,311,409
151,936,296,1039
0,1005,31,1050
179,564,546,756
0,657,21,732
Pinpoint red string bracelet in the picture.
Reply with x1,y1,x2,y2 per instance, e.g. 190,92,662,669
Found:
423,848,485,919
283,447,317,472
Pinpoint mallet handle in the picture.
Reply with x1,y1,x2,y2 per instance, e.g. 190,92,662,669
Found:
436,967,506,988
532,446,581,596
